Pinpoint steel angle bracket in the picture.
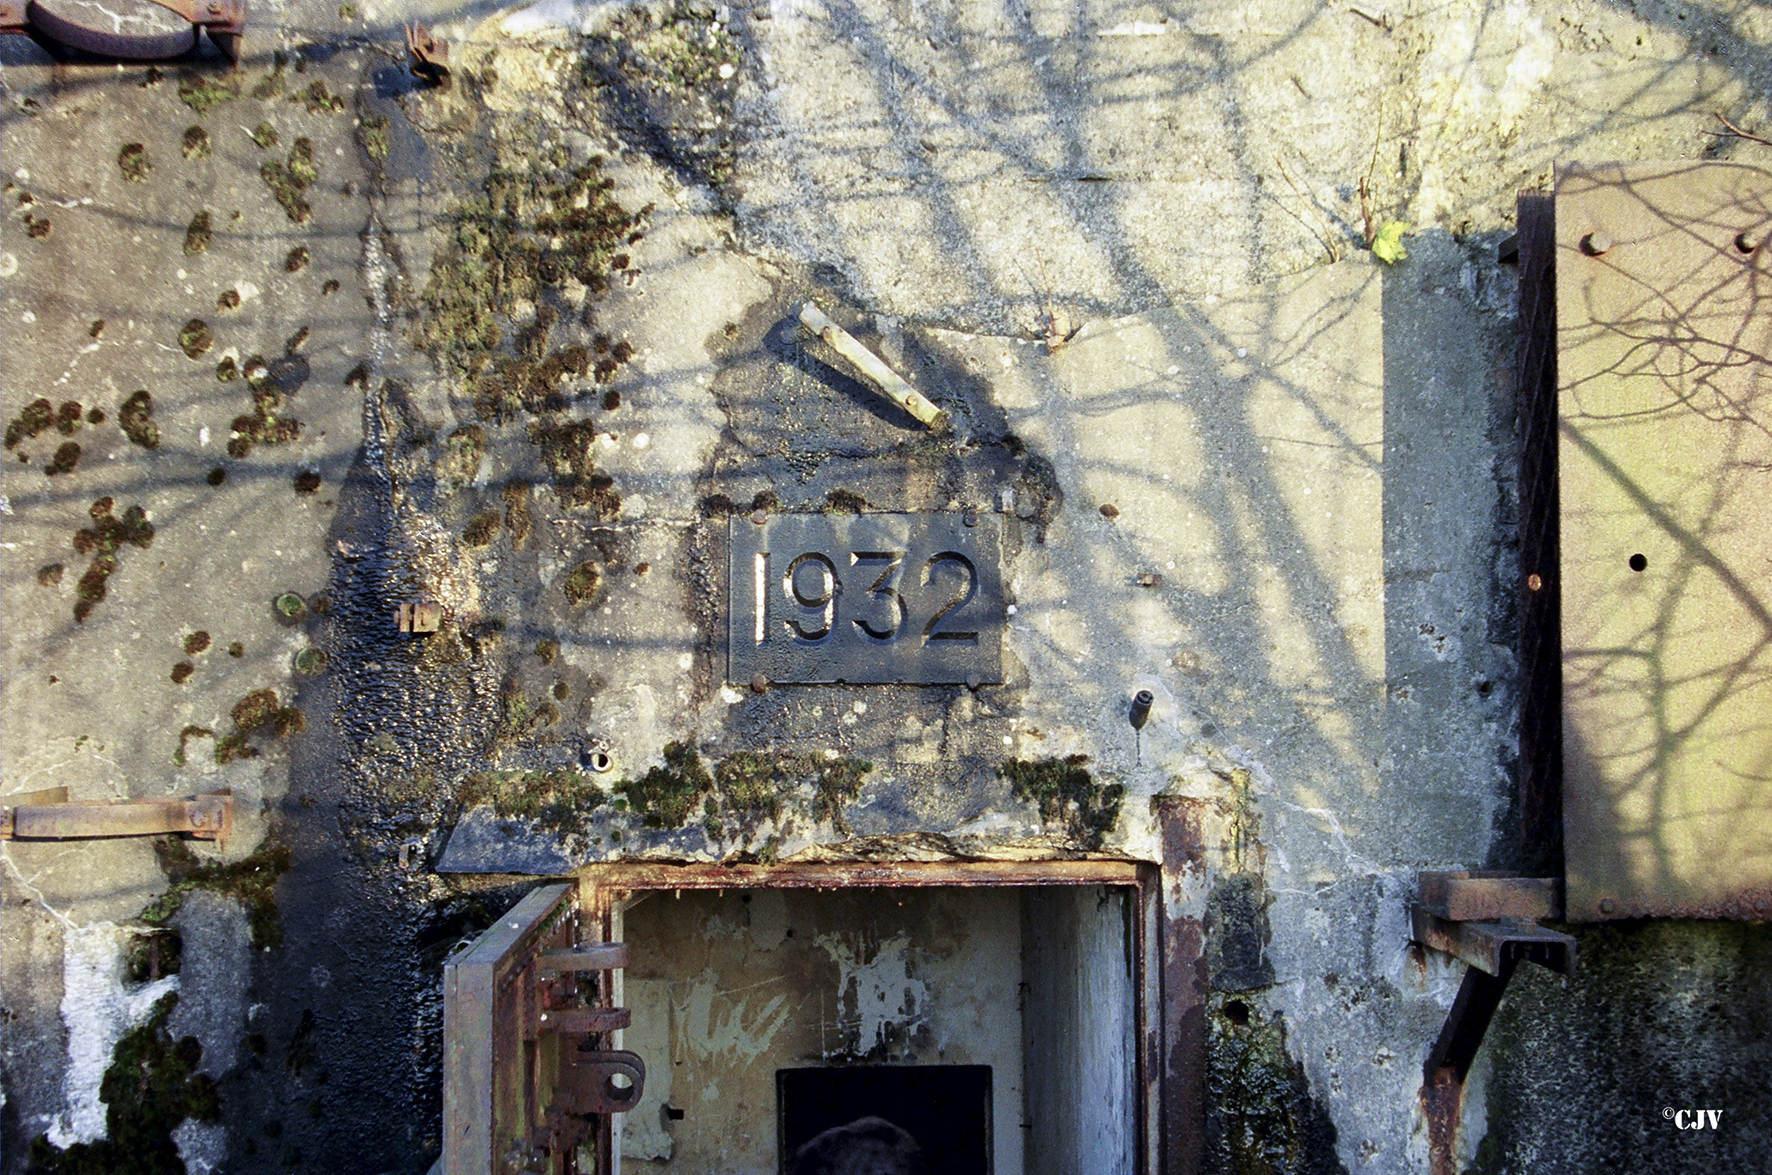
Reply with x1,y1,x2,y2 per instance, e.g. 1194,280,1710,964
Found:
1410,906,1575,980
0,0,243,62
1411,893,1575,1091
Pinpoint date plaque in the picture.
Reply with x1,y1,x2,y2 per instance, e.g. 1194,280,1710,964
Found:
727,513,1005,685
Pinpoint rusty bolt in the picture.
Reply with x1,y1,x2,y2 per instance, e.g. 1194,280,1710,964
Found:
1736,230,1764,255
1137,572,1162,588
962,507,977,527
750,673,768,693
751,508,767,525
966,673,982,691
1580,231,1613,257
1598,897,1616,915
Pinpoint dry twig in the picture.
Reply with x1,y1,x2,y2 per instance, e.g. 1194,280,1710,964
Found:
1711,112,1772,148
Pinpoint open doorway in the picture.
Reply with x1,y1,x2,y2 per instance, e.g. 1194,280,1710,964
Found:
580,861,1157,1175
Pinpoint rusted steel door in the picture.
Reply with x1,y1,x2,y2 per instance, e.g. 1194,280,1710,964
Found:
443,882,640,1175
1557,161,1772,920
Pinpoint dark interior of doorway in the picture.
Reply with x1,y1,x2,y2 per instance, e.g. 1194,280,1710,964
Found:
777,1064,992,1175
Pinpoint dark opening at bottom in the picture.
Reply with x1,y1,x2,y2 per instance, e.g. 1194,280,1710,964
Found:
777,1064,993,1175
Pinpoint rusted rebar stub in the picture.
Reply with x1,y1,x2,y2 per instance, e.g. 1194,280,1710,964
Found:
0,0,242,62
406,20,448,83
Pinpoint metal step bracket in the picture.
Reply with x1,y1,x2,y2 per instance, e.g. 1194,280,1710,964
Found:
1410,871,1576,1089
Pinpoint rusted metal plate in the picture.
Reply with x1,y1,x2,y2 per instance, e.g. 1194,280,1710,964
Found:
0,792,232,840
727,512,1005,685
1557,162,1772,921
1416,871,1562,922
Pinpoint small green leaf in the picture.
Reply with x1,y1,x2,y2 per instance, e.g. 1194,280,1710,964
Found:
1372,221,1411,264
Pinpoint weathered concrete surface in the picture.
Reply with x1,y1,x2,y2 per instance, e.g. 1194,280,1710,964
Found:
2,0,1770,1171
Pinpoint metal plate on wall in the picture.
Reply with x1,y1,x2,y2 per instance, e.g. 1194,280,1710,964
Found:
728,513,1005,685
1558,162,1772,921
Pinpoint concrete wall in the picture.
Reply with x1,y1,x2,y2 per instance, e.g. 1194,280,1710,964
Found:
1022,886,1137,1175
2,0,1769,1172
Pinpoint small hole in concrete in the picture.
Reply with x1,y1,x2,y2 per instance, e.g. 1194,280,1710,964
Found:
1224,999,1250,1026
588,750,613,774
1628,553,1647,572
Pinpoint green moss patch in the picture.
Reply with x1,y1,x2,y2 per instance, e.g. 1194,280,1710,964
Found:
503,481,533,549
70,498,154,623
183,210,212,255
214,688,305,764
181,125,211,159
226,355,303,457
413,152,645,419
1002,754,1124,850
27,992,219,1175
250,121,278,150
117,143,150,183
462,510,502,547
460,769,604,834
618,740,712,828
300,79,345,114
172,725,213,767
437,424,485,484
529,418,618,515
142,836,292,949
5,397,54,448
45,441,80,476
118,391,159,448
359,114,390,161
261,138,317,223
561,561,602,606
178,71,240,114
55,400,83,435
177,319,213,359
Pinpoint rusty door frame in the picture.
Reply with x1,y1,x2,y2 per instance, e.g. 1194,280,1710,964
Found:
575,858,1170,1175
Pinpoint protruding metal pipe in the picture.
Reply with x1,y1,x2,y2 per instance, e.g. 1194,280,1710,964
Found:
1129,689,1154,731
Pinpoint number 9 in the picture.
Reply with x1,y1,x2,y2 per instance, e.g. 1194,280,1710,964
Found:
784,552,838,641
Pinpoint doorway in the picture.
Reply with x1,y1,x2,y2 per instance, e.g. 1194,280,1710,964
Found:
578,860,1157,1175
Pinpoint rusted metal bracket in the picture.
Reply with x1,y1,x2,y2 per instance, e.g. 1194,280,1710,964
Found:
557,1048,645,1115
396,600,442,633
0,788,232,841
1417,870,1562,923
1412,872,1575,1175
1410,906,1575,980
0,0,242,63
405,21,448,84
